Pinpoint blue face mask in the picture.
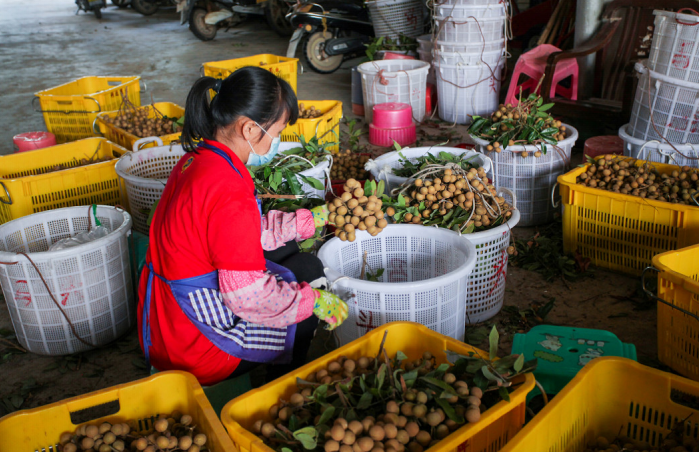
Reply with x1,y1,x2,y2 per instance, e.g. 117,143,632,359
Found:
246,122,280,167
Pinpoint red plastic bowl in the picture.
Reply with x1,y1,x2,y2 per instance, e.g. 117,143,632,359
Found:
13,131,56,153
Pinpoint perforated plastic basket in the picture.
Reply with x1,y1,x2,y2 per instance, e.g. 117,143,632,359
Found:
558,156,699,276
95,102,184,150
434,3,506,19
202,54,299,93
365,146,493,193
434,48,506,67
434,15,505,43
33,76,141,144
0,138,128,225
648,10,699,84
436,61,505,125
499,357,699,452
366,0,424,40
471,124,579,227
434,0,507,5
222,322,535,452
318,225,476,345
358,60,431,124
629,61,699,144
0,371,235,452
281,100,342,152
0,206,133,355
619,123,699,168
434,38,506,54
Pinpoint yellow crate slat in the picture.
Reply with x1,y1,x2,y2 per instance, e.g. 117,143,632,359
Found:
202,54,298,93
96,102,184,151
34,76,141,144
0,371,236,452
221,322,535,452
282,100,343,152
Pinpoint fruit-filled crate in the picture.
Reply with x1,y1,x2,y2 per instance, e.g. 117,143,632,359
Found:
95,101,184,151
0,371,236,452
221,322,535,452
500,357,699,452
34,76,142,143
558,156,699,276
202,54,298,93
282,101,343,152
0,137,127,225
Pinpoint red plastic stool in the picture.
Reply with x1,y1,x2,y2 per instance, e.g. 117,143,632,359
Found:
505,44,579,106
426,83,437,115
583,136,624,160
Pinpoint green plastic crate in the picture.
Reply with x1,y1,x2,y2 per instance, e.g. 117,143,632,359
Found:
511,325,637,402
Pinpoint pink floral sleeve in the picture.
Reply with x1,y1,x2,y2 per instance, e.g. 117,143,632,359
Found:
260,209,316,251
219,269,317,328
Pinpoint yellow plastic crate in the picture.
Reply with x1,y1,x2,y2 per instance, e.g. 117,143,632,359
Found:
96,102,184,151
282,100,343,151
0,371,237,452
203,54,299,93
34,76,141,143
500,357,699,452
652,244,699,380
221,322,535,452
0,138,127,225
559,157,699,276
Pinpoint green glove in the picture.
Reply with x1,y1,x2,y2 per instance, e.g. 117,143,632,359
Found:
313,289,349,330
310,204,329,229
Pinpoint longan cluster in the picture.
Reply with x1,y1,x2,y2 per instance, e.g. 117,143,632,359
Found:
331,149,370,182
106,106,178,139
576,155,699,205
299,103,324,119
329,179,387,241
586,434,697,452
57,413,208,452
254,353,486,452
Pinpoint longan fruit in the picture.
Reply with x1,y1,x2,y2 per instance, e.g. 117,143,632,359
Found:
103,432,116,445
168,437,179,449
405,422,420,438
321,375,334,384
331,425,346,441
340,446,353,452
396,430,410,445
366,201,377,211
133,438,148,451
99,444,113,452
341,192,353,202
351,216,360,226
416,392,428,404
333,198,343,207
396,416,407,428
470,387,483,398
155,436,170,450
290,392,305,406
362,418,375,433
343,431,357,445
335,418,349,429
347,198,359,209
385,439,403,452
328,361,342,373
110,423,124,436
369,425,386,441
349,420,364,435
400,403,414,417
188,446,200,452
336,215,346,227
337,206,348,216
181,414,193,426
353,206,364,216
358,437,375,452
456,386,470,396
82,438,95,450
426,412,442,427
154,418,168,433
193,434,207,447
358,356,370,368
358,221,367,231
262,422,276,438
63,444,78,452
354,188,364,197
443,373,456,384
365,216,377,227
407,442,423,452
412,404,427,419
465,407,481,423
377,219,388,228
99,422,112,435
326,440,341,452
384,423,398,439
436,424,450,439
344,223,356,233
85,425,99,438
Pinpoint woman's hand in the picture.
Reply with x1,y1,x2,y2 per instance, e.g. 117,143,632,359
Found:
313,290,349,330
310,205,329,229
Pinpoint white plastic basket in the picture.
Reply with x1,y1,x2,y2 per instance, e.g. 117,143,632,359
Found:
433,0,508,5
115,141,327,235
365,146,493,193
648,10,699,84
619,123,699,167
434,38,506,54
417,34,433,53
629,61,699,144
318,224,477,345
434,3,506,19
366,0,424,40
462,208,519,324
434,15,505,43
0,206,133,355
433,48,506,66
417,50,436,85
435,61,504,124
471,124,579,227
358,60,431,123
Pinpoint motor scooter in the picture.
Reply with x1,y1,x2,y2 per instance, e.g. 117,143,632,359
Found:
131,0,177,16
181,0,294,40
286,0,373,74
76,0,106,18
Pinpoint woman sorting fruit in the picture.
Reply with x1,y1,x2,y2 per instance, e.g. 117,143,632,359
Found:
138,67,349,386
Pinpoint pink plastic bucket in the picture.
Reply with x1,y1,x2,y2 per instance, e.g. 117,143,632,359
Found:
13,131,56,153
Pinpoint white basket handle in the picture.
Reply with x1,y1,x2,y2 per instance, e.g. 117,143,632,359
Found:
133,136,163,152
551,182,560,208
498,187,516,210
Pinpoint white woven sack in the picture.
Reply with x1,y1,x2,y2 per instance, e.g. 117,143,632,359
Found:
462,208,519,324
318,224,476,345
619,123,699,168
471,124,579,227
435,61,504,124
366,0,424,40
365,146,493,193
434,15,505,43
358,60,431,123
0,206,133,355
629,61,699,144
648,10,699,84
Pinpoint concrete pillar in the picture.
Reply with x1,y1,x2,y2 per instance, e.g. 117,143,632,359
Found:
574,0,612,98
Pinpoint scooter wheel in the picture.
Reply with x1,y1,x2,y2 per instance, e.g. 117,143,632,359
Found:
94,7,102,18
189,7,217,41
265,0,293,37
131,0,159,15
302,31,343,74
112,0,129,7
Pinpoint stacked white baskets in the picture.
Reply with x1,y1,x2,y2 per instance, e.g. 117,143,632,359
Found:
623,9,699,167
427,0,509,124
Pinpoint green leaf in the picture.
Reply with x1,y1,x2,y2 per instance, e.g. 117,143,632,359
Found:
377,180,385,197
294,433,317,450
434,395,465,423
356,392,373,410
538,102,554,112
284,169,302,195
514,354,524,372
419,377,458,396
393,140,402,151
282,448,294,452
398,195,406,207
395,351,408,362
300,175,325,190
317,405,336,426
498,387,511,402
377,364,387,390
489,325,499,360
481,365,502,383
289,415,300,432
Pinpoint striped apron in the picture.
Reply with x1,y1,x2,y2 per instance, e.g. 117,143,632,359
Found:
141,142,296,366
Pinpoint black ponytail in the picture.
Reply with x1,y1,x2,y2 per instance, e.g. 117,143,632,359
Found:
181,66,299,153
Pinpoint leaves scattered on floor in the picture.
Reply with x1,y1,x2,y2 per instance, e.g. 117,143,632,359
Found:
500,297,556,335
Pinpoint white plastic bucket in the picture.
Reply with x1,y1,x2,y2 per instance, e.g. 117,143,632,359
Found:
435,61,505,124
648,10,699,83
619,123,699,167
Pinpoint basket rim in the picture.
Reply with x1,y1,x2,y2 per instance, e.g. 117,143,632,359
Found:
115,143,186,184
461,208,520,240
318,224,477,287
470,123,578,152
619,123,697,151
653,8,699,23
369,146,492,182
434,14,507,22
96,102,185,144
34,75,141,97
634,59,699,89
202,54,299,69
357,59,431,75
0,205,132,262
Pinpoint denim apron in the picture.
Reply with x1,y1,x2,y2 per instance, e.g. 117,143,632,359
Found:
141,142,297,366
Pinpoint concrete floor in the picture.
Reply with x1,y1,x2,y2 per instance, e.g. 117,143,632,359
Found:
0,0,355,154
